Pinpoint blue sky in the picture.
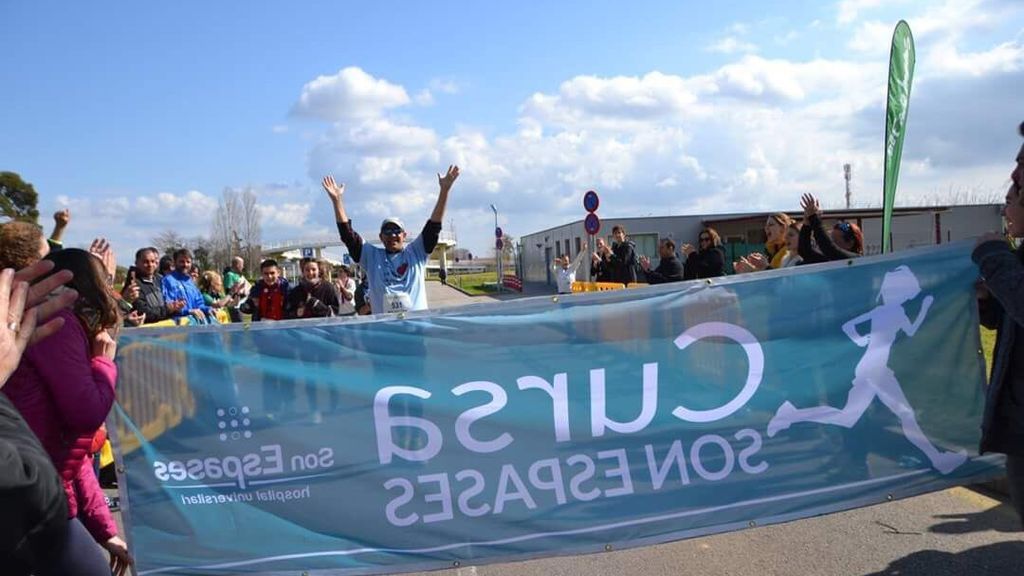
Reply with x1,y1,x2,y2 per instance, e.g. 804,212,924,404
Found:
2,0,1022,262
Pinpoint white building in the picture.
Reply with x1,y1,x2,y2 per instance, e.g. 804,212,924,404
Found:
519,204,1002,285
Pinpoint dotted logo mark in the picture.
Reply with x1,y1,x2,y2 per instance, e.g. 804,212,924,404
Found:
216,406,252,442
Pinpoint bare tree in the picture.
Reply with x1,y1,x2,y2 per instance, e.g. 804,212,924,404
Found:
209,188,243,273
152,229,188,256
239,188,262,277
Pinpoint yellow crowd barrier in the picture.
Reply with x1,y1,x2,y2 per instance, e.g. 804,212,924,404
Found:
571,281,626,293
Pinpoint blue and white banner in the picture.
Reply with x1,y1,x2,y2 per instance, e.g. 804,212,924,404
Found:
111,242,1003,575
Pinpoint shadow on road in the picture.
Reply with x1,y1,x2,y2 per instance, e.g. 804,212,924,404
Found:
929,504,1021,535
863,541,1024,576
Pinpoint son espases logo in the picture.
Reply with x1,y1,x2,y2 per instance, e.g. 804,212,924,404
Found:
151,405,335,489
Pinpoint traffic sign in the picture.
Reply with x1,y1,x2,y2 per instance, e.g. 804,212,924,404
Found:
301,247,314,258
496,238,504,250
583,190,600,213
495,226,503,238
584,213,601,236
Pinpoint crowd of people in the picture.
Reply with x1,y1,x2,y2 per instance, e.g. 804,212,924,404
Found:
553,191,866,295
2,128,1024,575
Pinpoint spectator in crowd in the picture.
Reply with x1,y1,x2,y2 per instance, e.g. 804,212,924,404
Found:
161,249,214,324
438,262,448,286
322,165,460,313
241,259,290,322
780,222,804,268
554,250,588,294
591,237,613,282
3,248,134,574
798,194,864,264
0,260,115,575
973,121,1024,526
681,228,726,280
224,256,247,294
640,239,684,284
222,257,249,323
735,213,794,273
47,208,70,252
126,247,184,324
0,221,50,270
287,259,339,319
354,272,371,315
158,255,173,277
608,225,639,284
241,259,293,416
188,265,200,285
198,271,234,313
334,265,357,316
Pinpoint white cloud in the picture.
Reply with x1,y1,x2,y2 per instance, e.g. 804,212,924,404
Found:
271,124,289,134
707,36,759,54
258,202,311,227
414,89,435,106
429,78,460,94
292,66,410,121
287,3,1022,256
837,0,888,24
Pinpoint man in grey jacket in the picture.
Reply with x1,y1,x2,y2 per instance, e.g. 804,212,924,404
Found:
973,122,1024,526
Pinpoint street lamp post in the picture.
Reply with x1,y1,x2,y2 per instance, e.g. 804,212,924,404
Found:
490,204,502,292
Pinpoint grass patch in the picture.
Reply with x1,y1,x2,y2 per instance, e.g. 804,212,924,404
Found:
450,271,499,296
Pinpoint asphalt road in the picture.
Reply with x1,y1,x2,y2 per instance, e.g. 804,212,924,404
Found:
409,486,1023,576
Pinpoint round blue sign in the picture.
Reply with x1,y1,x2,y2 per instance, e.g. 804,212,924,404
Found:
583,190,600,213
584,213,601,235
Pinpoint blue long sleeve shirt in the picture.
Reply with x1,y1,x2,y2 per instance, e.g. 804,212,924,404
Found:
161,271,212,318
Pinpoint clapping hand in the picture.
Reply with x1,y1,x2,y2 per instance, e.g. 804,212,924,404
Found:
681,243,695,257
746,252,769,271
639,255,651,271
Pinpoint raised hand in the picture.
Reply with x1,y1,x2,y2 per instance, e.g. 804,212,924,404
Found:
321,176,345,202
639,255,651,271
681,243,695,257
438,165,460,192
13,260,77,346
122,280,140,302
89,238,117,281
801,194,820,220
53,208,71,227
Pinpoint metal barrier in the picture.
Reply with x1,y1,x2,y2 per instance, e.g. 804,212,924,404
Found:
502,276,523,291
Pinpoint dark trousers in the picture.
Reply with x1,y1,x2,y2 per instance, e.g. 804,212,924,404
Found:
10,517,111,576
1006,454,1024,529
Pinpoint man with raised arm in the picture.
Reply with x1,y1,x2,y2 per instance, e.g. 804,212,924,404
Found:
322,166,459,314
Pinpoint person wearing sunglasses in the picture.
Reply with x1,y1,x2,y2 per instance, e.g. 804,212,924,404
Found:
681,227,726,280
797,194,864,264
323,166,460,314
973,121,1024,526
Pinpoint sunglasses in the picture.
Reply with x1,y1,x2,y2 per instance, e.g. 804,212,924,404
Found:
835,221,852,232
381,226,404,236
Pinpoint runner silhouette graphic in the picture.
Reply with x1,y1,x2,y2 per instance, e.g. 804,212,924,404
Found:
767,265,967,474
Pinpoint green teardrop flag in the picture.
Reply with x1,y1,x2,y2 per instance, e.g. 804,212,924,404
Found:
882,21,915,253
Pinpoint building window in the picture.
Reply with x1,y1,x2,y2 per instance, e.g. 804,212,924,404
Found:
564,239,570,257
575,237,582,255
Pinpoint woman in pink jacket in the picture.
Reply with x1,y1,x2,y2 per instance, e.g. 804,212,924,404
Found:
3,247,134,575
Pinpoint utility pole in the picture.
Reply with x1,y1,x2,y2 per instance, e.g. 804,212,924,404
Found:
843,163,852,209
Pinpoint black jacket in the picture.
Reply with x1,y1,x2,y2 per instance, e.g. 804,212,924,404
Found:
975,240,1024,455
609,240,638,284
0,394,67,562
286,280,341,319
591,253,612,282
132,274,171,323
683,248,726,280
645,255,684,284
799,214,860,264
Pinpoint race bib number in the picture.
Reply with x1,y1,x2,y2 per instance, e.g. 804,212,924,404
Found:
384,292,413,314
